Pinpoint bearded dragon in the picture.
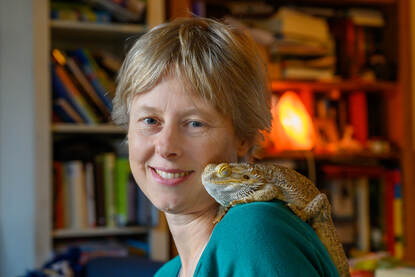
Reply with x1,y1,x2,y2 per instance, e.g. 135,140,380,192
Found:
202,162,350,277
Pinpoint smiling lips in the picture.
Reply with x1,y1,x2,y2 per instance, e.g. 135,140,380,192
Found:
150,166,193,186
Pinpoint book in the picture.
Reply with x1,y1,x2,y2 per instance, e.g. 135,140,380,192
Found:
85,162,96,228
348,91,368,144
127,174,138,225
69,49,113,111
257,7,330,44
53,161,65,230
375,267,415,277
283,66,334,80
356,177,370,252
60,49,111,119
115,157,130,226
82,49,116,98
328,179,355,219
52,64,91,124
102,152,116,227
65,161,88,229
52,62,100,124
392,170,404,259
94,154,106,227
53,98,85,124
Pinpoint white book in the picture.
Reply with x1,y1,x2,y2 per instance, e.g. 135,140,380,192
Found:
65,161,88,229
355,177,370,252
375,267,415,277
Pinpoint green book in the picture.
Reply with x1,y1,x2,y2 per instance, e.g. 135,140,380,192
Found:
102,152,116,227
115,157,130,226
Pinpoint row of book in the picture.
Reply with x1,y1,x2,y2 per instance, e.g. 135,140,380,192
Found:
53,153,159,230
51,48,121,124
223,5,390,81
322,166,404,259
51,0,146,23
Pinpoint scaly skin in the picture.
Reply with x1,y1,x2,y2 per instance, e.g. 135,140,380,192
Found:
202,162,350,277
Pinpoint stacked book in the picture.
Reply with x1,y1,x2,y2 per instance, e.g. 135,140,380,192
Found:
53,152,159,230
51,48,120,124
253,7,335,81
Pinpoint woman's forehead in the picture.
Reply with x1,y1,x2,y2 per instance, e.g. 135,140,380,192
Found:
130,77,223,117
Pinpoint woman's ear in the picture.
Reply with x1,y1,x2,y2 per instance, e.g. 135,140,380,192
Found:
237,139,253,159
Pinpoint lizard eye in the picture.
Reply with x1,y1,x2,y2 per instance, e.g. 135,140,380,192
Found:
243,175,250,180
216,163,231,178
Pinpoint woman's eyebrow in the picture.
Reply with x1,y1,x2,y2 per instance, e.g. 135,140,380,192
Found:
181,107,214,118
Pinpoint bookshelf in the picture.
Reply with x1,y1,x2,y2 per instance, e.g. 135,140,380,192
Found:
46,0,169,268
52,123,126,134
170,0,415,263
52,226,149,239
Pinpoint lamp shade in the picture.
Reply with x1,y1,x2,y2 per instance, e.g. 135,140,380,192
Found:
269,91,315,152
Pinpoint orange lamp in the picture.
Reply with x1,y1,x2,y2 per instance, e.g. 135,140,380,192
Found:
268,91,315,152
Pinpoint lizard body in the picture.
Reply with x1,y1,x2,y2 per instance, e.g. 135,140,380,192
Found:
202,162,350,277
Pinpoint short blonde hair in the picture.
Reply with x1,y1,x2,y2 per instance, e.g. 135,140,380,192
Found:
112,17,272,145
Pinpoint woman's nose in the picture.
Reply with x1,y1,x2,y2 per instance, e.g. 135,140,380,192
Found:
155,124,182,160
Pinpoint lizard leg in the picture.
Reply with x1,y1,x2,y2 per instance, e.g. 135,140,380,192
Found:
229,186,278,207
303,193,331,221
213,206,229,224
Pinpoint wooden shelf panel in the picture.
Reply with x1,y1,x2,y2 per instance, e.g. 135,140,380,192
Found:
52,123,127,134
53,226,149,239
261,150,399,161
283,0,395,5
205,0,395,6
50,19,146,34
271,80,398,92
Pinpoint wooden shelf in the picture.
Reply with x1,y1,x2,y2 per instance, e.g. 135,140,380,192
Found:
50,19,146,34
261,150,399,161
52,123,127,134
285,0,395,5
52,226,149,239
205,0,395,6
271,80,398,92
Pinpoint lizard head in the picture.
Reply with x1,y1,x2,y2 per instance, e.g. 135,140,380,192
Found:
202,162,266,206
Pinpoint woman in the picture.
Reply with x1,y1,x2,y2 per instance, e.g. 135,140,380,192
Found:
112,17,339,277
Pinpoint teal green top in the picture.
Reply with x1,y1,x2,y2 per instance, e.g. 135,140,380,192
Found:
155,200,339,277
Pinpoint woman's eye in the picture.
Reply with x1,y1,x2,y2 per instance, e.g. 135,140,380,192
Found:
143,117,158,125
188,121,204,128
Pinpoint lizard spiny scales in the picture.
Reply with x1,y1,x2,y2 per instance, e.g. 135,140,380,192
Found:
202,162,350,277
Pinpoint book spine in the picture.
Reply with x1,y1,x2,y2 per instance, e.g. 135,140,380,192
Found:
348,91,368,144
94,154,106,227
103,153,116,227
53,161,65,230
70,49,113,110
53,63,100,124
85,162,96,228
115,157,130,226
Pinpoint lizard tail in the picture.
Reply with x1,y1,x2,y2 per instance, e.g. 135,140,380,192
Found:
312,219,351,277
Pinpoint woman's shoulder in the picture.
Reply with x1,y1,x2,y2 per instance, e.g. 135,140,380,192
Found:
213,200,316,245
154,256,181,277
197,200,339,277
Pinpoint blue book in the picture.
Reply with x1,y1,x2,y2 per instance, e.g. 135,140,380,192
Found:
51,64,92,123
53,98,84,123
69,49,113,111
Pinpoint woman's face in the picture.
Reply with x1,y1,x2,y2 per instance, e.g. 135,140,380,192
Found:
128,77,248,214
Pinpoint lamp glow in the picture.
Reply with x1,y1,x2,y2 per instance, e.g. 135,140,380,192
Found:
269,91,315,151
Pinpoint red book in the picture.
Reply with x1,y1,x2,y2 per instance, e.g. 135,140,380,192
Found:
348,91,368,144
53,162,65,229
299,89,314,117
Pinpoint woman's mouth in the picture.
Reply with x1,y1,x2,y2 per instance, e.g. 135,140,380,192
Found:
150,167,194,186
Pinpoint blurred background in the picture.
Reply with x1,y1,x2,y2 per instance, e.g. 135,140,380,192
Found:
1,0,415,276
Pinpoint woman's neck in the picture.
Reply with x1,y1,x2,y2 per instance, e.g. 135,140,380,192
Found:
165,203,218,277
